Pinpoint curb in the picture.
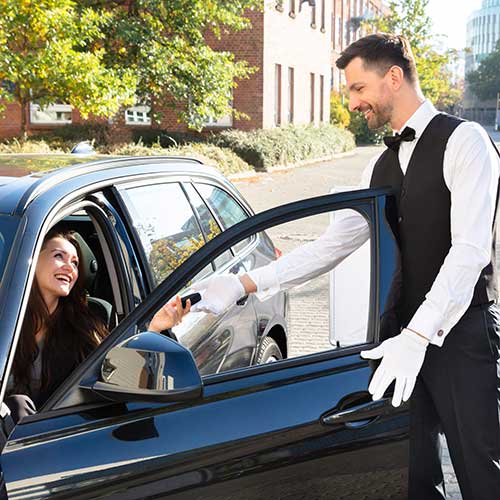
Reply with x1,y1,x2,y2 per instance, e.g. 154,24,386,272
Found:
228,149,357,183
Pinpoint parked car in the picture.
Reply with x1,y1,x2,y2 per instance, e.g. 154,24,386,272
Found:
0,156,408,500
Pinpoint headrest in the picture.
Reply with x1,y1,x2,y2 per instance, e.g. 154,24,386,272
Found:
71,232,98,293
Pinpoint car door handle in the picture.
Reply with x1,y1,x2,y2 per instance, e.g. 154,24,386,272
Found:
322,397,392,427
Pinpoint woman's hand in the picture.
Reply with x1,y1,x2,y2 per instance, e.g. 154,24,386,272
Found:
148,296,191,333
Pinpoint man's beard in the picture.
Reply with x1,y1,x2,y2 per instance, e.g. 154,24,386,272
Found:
366,101,393,130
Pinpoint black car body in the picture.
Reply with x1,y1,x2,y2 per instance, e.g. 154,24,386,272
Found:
0,156,408,499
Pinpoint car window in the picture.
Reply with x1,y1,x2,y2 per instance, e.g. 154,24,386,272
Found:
195,183,252,253
0,215,19,283
120,182,208,287
182,184,234,270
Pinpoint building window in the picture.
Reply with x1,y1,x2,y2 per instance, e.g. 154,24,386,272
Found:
310,73,315,123
30,103,72,125
275,64,282,127
125,105,151,126
289,0,296,17
288,67,294,124
204,114,232,128
320,74,325,122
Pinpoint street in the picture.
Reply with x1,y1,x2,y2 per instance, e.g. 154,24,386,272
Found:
233,140,500,500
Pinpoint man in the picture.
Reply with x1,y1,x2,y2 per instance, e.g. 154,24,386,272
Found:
191,34,500,499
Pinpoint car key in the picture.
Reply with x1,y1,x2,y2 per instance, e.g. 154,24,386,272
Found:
181,292,201,308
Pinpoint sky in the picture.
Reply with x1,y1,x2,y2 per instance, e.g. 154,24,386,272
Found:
426,0,484,50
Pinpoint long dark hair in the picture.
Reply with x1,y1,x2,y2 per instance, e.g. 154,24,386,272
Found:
12,228,108,399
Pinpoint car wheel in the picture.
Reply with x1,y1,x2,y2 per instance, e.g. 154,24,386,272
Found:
256,337,283,364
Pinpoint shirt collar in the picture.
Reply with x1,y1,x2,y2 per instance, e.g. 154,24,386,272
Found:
397,99,438,139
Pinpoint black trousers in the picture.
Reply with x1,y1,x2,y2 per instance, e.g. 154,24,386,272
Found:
408,302,500,500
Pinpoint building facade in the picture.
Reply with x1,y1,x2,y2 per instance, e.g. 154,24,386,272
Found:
0,1,386,139
463,0,500,123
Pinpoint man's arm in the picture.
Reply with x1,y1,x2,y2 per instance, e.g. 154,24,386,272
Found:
191,155,380,313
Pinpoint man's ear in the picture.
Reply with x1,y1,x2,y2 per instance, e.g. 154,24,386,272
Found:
387,65,405,91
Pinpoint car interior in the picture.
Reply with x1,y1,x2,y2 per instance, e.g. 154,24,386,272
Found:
55,212,119,331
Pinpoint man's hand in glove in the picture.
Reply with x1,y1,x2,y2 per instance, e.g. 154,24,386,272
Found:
360,328,429,407
190,274,247,315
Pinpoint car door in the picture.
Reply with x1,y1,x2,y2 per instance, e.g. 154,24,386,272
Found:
113,179,259,376
0,188,408,500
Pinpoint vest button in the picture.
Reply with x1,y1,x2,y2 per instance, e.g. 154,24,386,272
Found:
437,329,444,337
398,216,403,223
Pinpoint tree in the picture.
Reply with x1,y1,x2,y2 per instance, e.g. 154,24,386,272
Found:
81,0,263,131
466,40,500,101
0,0,137,136
365,0,462,112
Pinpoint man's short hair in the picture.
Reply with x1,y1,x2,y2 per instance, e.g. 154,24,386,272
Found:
336,34,418,84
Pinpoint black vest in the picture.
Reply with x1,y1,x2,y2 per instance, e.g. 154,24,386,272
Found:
370,113,499,326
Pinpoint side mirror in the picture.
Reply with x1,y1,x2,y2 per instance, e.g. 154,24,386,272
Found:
91,332,203,402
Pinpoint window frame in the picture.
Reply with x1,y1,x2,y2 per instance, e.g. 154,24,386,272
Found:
29,103,72,125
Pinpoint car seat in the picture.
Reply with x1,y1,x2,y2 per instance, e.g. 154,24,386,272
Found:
71,232,114,330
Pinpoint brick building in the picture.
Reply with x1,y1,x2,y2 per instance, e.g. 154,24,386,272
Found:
0,1,387,139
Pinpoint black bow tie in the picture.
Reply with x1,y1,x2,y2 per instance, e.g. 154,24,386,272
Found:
383,127,416,152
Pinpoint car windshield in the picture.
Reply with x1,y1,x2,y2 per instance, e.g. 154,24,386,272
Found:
0,215,19,282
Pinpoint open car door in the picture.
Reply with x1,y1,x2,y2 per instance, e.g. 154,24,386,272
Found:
0,187,408,500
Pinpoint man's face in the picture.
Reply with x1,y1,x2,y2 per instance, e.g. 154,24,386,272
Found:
344,57,394,130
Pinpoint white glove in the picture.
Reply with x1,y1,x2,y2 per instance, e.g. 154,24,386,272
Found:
360,329,428,407
190,274,246,315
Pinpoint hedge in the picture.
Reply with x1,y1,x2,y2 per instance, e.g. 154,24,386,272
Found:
213,124,355,170
103,142,252,177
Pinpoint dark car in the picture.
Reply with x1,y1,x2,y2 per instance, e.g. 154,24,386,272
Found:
0,156,408,500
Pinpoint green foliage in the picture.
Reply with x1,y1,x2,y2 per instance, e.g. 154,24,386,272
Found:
467,40,500,101
330,92,351,128
348,112,391,145
0,0,136,135
365,0,462,111
130,129,207,148
214,124,355,170
81,0,263,131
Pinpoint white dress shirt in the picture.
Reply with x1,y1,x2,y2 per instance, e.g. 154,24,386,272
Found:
249,100,500,347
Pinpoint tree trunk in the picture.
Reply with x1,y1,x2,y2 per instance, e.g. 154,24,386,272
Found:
20,101,28,140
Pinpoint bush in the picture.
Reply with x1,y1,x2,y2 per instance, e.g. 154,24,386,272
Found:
102,141,252,177
348,111,391,145
214,124,355,170
34,122,111,146
330,92,350,128
130,129,206,147
0,138,67,154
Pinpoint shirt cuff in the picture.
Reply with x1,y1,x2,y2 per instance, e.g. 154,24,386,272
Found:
247,263,280,301
407,302,447,347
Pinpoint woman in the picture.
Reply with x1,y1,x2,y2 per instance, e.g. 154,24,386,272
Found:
6,227,189,422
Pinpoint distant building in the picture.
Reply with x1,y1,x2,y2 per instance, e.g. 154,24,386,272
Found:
0,1,387,140
463,0,500,124
331,0,387,92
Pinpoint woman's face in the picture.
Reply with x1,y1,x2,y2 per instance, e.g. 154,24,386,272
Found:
35,237,79,306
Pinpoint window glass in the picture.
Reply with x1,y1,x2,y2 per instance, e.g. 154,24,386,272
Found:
0,215,19,283
183,183,233,269
30,103,72,124
195,183,251,253
168,206,372,380
121,183,207,287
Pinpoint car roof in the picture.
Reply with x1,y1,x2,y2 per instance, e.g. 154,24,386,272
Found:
0,155,230,216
